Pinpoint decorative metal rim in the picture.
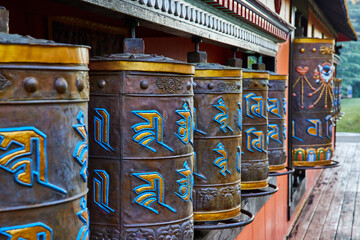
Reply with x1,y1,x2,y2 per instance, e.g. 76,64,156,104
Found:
241,183,278,198
293,38,335,44
0,45,89,64
193,209,254,230
293,160,340,170
89,60,195,74
269,167,295,176
194,69,242,78
242,72,269,79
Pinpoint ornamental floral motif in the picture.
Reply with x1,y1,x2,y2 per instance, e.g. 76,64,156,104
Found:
155,78,183,92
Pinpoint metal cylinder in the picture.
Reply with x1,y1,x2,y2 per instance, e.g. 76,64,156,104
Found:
268,73,288,172
0,33,90,239
192,63,242,221
291,38,335,166
88,54,195,239
241,70,269,190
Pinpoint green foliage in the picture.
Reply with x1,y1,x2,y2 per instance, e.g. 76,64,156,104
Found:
336,98,360,132
337,1,360,96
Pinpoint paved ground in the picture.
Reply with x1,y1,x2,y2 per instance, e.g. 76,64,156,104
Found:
287,133,360,240
336,132,360,143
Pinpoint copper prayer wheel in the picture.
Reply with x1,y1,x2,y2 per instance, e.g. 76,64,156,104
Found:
241,70,269,190
88,53,195,239
267,73,288,171
192,63,242,221
0,32,90,239
292,38,335,166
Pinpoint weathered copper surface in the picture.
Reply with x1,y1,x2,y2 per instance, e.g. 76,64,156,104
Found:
241,70,269,190
0,33,90,239
192,63,242,221
268,73,288,171
89,53,195,239
292,38,335,166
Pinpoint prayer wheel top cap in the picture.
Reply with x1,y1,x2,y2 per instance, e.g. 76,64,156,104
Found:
0,32,89,64
241,68,269,79
89,53,195,75
293,38,335,44
267,71,288,80
193,63,242,77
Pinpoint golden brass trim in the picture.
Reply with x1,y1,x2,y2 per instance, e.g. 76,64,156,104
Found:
294,38,335,44
194,69,242,77
241,179,268,190
0,44,89,64
269,164,286,171
269,74,288,80
89,61,195,75
193,206,241,221
292,160,332,167
242,72,269,79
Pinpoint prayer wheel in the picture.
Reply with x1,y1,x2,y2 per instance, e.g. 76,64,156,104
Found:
292,38,335,166
268,73,288,171
0,32,90,239
88,53,195,239
241,70,269,190
192,63,242,221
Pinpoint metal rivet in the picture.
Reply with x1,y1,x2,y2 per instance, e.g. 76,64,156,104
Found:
193,82,197,89
208,83,214,90
55,78,68,94
254,83,258,87
237,84,241,89
187,81,192,90
140,80,149,89
300,48,305,53
98,80,106,89
312,48,316,52
24,77,38,93
76,78,85,92
263,84,267,87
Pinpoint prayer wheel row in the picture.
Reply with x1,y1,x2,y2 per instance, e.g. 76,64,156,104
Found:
0,34,288,239
87,52,289,238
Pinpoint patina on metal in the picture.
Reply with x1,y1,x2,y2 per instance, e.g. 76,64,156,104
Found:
241,70,270,190
268,73,288,172
88,40,195,239
292,38,335,167
191,62,242,222
0,31,90,240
